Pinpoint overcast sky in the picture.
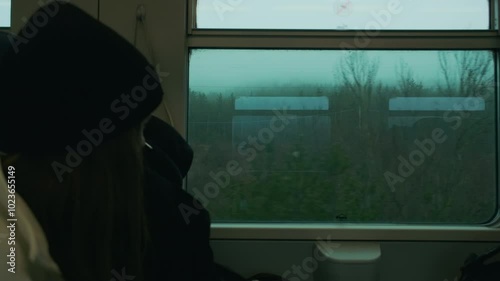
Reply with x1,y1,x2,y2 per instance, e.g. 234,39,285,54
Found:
189,50,493,95
197,0,489,30
191,0,490,95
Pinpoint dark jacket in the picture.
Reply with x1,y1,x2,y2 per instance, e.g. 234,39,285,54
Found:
143,116,219,281
0,31,10,60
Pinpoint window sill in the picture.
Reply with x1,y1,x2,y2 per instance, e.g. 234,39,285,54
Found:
211,223,500,241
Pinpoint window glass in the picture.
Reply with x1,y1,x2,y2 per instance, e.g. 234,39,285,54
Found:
196,0,490,30
188,49,497,224
0,0,10,28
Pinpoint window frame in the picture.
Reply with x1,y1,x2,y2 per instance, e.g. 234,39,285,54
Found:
183,0,500,240
210,222,500,241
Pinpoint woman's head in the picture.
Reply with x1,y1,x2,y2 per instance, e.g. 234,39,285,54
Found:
0,2,164,281
0,1,163,155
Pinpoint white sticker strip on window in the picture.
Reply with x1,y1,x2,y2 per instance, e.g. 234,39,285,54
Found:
389,97,485,111
235,96,330,111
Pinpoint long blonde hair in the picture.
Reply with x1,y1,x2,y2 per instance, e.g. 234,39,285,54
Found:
3,125,149,281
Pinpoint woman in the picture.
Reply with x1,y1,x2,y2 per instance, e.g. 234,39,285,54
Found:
0,2,162,281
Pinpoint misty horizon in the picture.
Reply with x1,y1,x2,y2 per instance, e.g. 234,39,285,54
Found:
189,50,494,96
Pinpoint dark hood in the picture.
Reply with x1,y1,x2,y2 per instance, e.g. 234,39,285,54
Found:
0,2,163,154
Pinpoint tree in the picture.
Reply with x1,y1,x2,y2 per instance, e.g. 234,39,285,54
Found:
438,51,494,98
338,51,380,130
396,59,423,97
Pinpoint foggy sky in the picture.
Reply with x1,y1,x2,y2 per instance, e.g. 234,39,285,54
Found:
191,0,490,95
189,50,493,95
197,0,489,30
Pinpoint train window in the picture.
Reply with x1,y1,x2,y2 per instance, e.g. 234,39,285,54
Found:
0,0,10,28
195,0,490,30
187,49,497,224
